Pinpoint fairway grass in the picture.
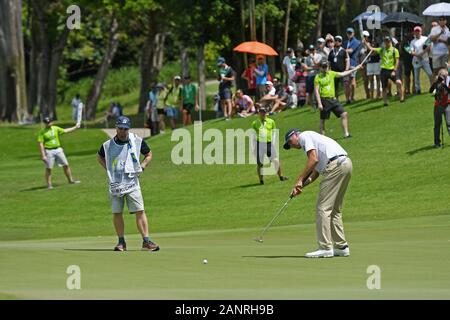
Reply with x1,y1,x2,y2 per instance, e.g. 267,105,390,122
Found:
1,92,450,300
1,215,449,300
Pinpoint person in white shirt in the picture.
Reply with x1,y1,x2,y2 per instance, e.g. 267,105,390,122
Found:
303,45,322,106
71,94,82,121
410,26,432,94
283,129,352,258
282,48,296,86
429,16,450,80
316,37,329,61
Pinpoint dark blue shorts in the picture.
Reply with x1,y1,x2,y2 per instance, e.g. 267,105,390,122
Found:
219,88,232,100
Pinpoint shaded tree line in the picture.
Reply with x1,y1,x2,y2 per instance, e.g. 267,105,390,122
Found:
4,0,426,123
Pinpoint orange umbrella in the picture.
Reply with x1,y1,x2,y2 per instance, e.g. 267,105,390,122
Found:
233,41,278,56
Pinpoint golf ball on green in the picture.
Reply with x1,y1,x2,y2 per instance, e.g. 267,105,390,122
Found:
202,259,208,264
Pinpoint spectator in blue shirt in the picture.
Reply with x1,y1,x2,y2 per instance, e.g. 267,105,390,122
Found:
344,27,361,104
254,55,269,102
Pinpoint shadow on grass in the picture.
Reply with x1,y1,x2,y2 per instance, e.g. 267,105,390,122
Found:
20,185,53,192
233,183,262,189
355,104,388,113
347,99,378,109
242,255,306,259
279,108,316,119
63,248,143,252
406,145,439,156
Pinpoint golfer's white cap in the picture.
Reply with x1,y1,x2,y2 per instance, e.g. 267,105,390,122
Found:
266,81,273,86
363,30,370,37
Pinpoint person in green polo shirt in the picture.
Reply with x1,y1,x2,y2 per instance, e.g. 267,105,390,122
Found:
179,76,199,126
251,107,288,185
315,60,363,138
363,35,405,106
37,117,81,189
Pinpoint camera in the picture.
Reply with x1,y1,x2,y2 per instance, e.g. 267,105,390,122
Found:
423,38,432,50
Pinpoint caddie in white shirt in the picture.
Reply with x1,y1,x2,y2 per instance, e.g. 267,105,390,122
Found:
283,129,352,258
97,116,159,252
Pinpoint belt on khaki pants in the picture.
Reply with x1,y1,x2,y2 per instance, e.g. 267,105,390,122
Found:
328,154,347,164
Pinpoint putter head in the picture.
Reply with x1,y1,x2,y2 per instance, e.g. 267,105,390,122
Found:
253,237,264,243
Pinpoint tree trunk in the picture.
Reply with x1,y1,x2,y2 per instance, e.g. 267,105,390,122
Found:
249,0,257,41
0,17,8,121
267,21,276,77
30,0,70,120
139,33,154,114
10,0,28,122
181,47,190,78
47,27,69,120
283,0,291,55
239,0,247,67
262,9,266,44
316,0,326,38
282,0,291,84
0,0,28,122
197,41,206,112
27,27,38,116
138,31,166,114
335,0,341,36
86,17,120,120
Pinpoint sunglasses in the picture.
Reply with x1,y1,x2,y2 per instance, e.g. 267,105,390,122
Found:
117,127,129,131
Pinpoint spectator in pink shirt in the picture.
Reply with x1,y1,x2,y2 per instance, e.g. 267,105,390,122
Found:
234,89,256,118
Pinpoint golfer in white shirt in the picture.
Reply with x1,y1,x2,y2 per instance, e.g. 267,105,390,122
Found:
284,129,352,258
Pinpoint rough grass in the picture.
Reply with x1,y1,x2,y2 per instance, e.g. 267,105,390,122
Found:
0,92,449,241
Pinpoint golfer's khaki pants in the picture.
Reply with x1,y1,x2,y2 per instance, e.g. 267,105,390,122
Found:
316,157,352,250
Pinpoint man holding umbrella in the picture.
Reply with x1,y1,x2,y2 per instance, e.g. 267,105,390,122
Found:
429,16,450,81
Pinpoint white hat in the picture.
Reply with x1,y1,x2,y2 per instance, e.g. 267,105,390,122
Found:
288,85,294,92
362,30,370,37
265,81,273,86
174,75,181,80
317,37,326,43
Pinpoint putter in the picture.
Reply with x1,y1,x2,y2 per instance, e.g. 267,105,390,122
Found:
253,194,294,243
253,172,312,243
442,116,445,148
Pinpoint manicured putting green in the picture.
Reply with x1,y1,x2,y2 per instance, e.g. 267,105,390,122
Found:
1,215,449,300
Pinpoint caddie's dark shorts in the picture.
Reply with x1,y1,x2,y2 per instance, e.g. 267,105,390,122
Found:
320,98,346,120
380,68,401,88
219,88,232,100
182,103,194,115
256,141,276,166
